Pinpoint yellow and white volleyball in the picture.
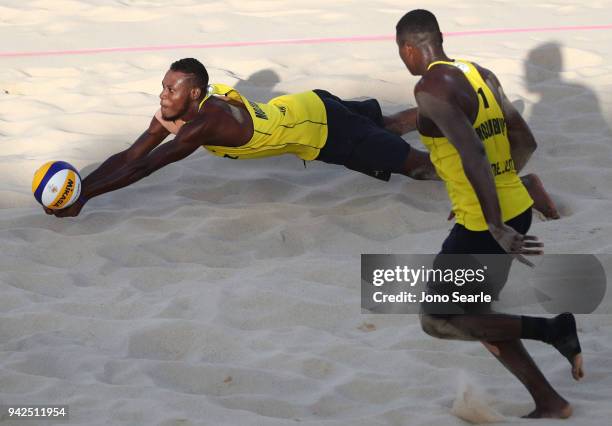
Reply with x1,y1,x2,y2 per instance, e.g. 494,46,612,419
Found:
32,161,82,210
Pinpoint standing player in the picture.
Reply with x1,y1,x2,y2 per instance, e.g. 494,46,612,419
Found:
396,9,582,418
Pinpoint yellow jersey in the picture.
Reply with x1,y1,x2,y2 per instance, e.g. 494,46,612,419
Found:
200,84,328,161
419,60,533,231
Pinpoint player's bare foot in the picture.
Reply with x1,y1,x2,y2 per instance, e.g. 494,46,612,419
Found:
552,313,585,381
523,401,572,419
570,353,584,381
521,173,560,219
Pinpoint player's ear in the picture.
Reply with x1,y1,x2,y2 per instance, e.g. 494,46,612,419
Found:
404,42,415,55
405,44,415,58
191,87,202,100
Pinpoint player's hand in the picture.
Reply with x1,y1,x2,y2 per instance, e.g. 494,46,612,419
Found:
45,198,86,218
447,210,455,221
489,224,543,267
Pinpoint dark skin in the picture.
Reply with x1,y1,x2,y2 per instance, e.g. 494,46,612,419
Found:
44,69,434,218
410,55,544,263
45,69,557,220
45,71,254,217
380,97,559,219
398,31,582,419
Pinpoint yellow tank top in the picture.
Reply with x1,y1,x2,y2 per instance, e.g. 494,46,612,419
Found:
419,60,533,231
200,84,328,161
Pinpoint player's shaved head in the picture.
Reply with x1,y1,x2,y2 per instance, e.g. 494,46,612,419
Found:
170,58,209,91
396,9,443,47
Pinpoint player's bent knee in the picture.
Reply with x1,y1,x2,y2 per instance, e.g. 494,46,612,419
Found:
420,314,476,340
420,314,448,339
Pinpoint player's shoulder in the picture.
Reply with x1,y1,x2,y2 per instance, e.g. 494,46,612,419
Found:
472,62,502,87
176,109,216,143
416,63,467,100
472,61,490,76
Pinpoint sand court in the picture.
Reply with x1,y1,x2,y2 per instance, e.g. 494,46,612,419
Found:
1,1,612,425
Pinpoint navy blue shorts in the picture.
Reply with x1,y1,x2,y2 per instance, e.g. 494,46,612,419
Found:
313,89,411,181
423,208,533,315
441,208,532,255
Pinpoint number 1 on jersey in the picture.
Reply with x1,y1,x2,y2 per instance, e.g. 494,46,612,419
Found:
477,87,490,108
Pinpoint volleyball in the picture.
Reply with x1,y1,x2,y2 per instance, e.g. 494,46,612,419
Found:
32,161,82,210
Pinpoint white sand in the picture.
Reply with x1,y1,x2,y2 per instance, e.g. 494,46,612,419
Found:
1,1,612,425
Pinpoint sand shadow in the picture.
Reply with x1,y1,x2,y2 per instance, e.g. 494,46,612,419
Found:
524,42,612,215
233,69,286,103
525,42,612,148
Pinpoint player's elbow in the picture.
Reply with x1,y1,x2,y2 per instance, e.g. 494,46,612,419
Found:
527,138,537,153
508,123,538,154
517,135,537,153
510,137,537,159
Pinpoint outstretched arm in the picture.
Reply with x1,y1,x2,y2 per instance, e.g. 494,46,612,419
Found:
48,118,201,218
81,116,171,186
85,133,199,198
44,116,170,217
